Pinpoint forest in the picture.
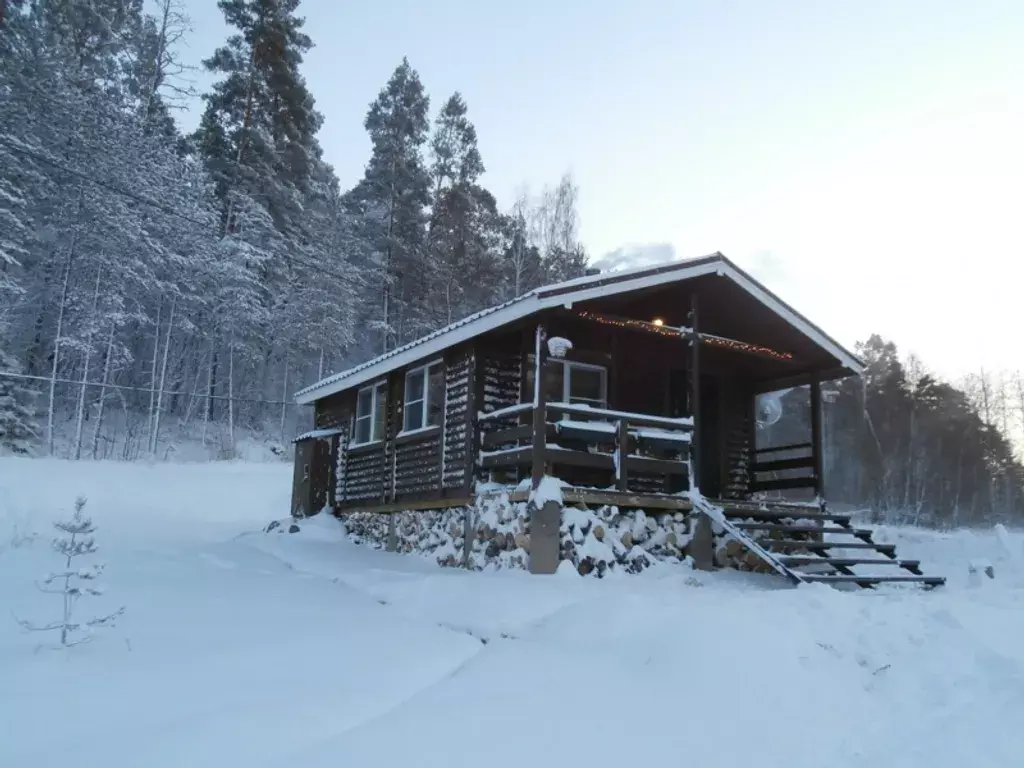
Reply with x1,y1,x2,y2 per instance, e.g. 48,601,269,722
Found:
1,0,1022,528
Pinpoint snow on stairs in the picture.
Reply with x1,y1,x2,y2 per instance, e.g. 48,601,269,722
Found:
691,495,945,589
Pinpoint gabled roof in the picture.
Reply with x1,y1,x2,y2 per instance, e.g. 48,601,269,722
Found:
295,252,863,404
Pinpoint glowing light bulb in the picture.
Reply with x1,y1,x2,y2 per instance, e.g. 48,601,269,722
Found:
652,318,664,326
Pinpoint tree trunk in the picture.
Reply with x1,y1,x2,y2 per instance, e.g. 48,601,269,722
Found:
151,293,176,456
227,340,235,455
47,190,83,456
73,266,103,460
90,322,116,460
202,340,214,448
147,297,162,450
280,355,289,442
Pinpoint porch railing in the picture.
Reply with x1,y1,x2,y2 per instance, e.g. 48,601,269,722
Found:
477,402,693,494
750,441,817,494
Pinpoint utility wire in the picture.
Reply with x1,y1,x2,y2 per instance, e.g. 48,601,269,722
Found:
0,134,360,286
0,369,312,407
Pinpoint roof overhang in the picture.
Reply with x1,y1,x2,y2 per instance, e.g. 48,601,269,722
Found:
295,253,863,404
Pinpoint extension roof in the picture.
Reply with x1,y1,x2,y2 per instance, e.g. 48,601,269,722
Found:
294,252,863,404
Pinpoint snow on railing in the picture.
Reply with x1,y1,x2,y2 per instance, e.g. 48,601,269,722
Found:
545,402,694,429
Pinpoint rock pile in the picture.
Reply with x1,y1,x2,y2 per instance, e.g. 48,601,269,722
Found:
709,515,823,574
340,492,532,571
342,511,389,548
341,496,698,578
465,492,531,571
560,505,692,576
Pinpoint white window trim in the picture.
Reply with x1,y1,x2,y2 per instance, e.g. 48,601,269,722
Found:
351,380,387,447
400,359,444,434
528,356,609,408
557,359,608,407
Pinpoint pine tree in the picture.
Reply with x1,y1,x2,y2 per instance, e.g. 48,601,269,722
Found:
17,496,125,648
194,0,323,235
424,92,503,327
348,58,431,352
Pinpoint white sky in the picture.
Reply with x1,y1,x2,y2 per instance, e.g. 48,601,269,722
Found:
171,0,1024,381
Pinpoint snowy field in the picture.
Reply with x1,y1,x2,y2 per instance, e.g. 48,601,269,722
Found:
2,458,1024,768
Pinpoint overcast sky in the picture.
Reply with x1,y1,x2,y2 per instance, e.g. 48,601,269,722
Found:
171,0,1024,381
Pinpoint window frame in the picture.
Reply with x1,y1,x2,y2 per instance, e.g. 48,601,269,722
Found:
351,380,388,447
526,356,609,409
401,359,445,434
559,359,608,408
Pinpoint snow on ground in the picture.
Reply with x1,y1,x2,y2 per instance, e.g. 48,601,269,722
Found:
2,458,1024,768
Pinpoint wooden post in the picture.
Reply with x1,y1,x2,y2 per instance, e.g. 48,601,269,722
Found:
810,376,824,499
747,389,759,497
530,322,547,492
464,349,481,490
610,326,620,407
688,293,701,492
616,419,629,492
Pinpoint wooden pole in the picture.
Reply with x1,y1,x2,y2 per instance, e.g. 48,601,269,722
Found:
530,322,547,492
616,419,629,491
688,293,701,492
810,376,824,499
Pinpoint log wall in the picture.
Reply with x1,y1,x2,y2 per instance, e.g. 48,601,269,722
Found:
442,348,473,490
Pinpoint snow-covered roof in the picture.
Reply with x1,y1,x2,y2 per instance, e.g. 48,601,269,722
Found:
295,252,863,404
292,427,346,443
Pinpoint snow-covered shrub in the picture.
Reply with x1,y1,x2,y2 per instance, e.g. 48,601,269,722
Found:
17,497,125,648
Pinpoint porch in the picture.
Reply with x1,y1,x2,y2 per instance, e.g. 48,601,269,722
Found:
472,296,831,504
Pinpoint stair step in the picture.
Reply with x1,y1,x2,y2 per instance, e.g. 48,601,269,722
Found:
734,522,868,536
765,540,897,553
719,500,823,511
723,509,852,524
779,556,921,569
798,574,946,587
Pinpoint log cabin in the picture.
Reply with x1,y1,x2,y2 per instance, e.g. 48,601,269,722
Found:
290,252,944,588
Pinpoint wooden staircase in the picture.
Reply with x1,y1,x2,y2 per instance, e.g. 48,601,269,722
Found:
694,496,946,589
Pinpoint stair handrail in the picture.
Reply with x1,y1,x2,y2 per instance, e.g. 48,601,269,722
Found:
688,493,805,585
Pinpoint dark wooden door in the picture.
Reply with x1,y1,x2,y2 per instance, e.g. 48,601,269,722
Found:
291,441,313,517
310,438,331,513
667,368,690,418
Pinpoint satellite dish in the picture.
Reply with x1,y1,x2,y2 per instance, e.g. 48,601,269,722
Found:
755,388,793,429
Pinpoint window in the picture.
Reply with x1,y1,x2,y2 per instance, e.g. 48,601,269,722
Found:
403,361,445,432
353,381,387,445
566,363,606,407
526,359,608,408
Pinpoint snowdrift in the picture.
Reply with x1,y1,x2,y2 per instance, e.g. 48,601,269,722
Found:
2,457,1023,768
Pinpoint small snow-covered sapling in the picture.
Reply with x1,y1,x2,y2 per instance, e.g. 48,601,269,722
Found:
17,496,125,648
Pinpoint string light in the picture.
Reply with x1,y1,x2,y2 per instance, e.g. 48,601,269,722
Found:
699,333,794,361
572,310,795,362
574,310,688,338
